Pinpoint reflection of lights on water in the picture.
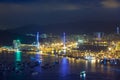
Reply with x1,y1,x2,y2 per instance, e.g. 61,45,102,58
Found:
30,52,42,63
76,59,80,63
15,51,22,72
90,60,96,63
85,61,88,68
35,52,42,63
60,57,69,76
15,51,21,62
62,58,68,64
85,59,96,72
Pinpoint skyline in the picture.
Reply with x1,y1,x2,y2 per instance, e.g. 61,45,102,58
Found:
0,0,120,32
0,1,120,79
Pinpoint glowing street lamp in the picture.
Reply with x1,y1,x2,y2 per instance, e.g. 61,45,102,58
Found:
108,47,112,51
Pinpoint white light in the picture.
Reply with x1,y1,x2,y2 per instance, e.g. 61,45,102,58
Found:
80,71,86,78
108,47,112,51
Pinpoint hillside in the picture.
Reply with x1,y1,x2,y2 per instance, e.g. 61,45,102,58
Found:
7,21,117,34
0,30,35,46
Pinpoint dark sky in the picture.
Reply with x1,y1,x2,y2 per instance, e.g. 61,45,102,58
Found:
0,0,120,32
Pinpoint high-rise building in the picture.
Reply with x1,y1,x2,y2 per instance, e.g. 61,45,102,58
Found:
13,40,21,49
117,27,119,34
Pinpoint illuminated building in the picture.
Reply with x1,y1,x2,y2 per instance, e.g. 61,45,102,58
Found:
20,44,38,51
94,32,104,41
36,32,40,50
13,40,21,49
117,27,119,34
63,32,66,53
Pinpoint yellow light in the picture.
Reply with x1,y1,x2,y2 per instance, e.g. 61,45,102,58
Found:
108,47,112,51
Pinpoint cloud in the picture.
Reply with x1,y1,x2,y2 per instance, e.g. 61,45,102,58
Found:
0,0,119,30
0,0,113,14
101,0,120,8
0,0,104,15
0,3,81,15
0,0,102,11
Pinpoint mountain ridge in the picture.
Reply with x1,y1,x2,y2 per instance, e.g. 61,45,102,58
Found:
6,21,117,34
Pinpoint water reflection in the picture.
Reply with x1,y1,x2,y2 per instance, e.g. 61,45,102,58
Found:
15,51,22,62
35,52,42,63
15,51,22,72
0,52,119,80
60,57,70,77
90,60,96,72
85,60,97,72
32,52,42,73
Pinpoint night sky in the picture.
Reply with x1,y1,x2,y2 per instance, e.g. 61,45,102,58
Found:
0,0,120,33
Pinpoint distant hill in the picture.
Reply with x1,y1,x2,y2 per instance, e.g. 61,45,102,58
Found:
7,21,117,34
1,21,118,45
0,30,35,46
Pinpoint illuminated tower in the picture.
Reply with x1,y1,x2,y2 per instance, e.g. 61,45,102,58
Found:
63,32,66,53
97,32,101,41
34,32,42,63
117,27,119,34
13,40,21,51
63,32,66,49
36,32,40,51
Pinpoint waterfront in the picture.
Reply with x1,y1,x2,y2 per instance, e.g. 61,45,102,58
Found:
0,52,120,80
